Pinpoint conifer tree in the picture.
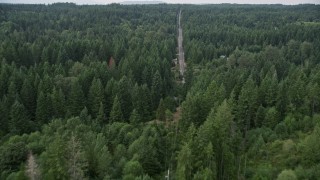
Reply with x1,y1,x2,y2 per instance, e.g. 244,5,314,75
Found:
41,136,68,179
88,78,104,118
79,106,91,123
85,133,111,179
7,81,17,107
20,77,36,119
68,80,85,116
132,84,152,122
176,143,192,180
35,92,51,125
301,124,320,165
117,76,132,121
51,87,66,118
129,109,141,125
105,78,118,116
0,63,10,97
236,76,258,132
96,102,105,124
10,100,31,134
109,96,124,123
0,96,9,133
156,99,166,121
151,71,162,109
263,107,279,129
211,100,235,180
123,160,144,178
255,105,265,127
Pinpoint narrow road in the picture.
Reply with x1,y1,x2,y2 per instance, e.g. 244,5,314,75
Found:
178,10,186,84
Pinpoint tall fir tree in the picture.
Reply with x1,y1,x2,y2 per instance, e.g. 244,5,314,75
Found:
109,95,124,123
129,109,141,125
7,81,17,108
117,76,132,121
176,143,192,180
131,84,152,122
236,76,258,133
0,96,9,134
20,77,36,120
37,75,53,95
68,80,85,117
10,100,31,134
51,87,66,118
104,78,118,116
211,100,235,180
41,136,68,179
96,102,106,124
0,62,10,97
151,70,162,109
156,99,166,121
35,92,52,125
88,78,104,118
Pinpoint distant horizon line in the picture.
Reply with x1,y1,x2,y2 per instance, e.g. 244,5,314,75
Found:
1,1,319,5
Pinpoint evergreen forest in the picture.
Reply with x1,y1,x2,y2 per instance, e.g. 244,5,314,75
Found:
0,3,320,180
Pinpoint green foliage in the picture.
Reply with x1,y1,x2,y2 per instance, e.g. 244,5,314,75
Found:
151,71,163,109
211,100,235,179
301,124,320,165
84,133,111,179
110,96,124,123
127,126,165,176
131,84,152,122
88,78,104,118
0,3,320,180
96,102,106,124
68,80,85,117
236,76,258,132
40,136,68,179
263,107,279,129
20,77,36,119
176,143,192,180
35,92,52,124
193,168,215,180
0,97,10,134
156,99,166,121
181,93,210,129
249,135,265,156
117,76,133,121
123,160,144,178
10,100,32,134
251,164,273,180
130,109,141,125
51,87,66,119
0,137,28,175
276,169,297,180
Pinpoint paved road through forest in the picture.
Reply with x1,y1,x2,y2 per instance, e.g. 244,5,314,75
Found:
178,10,185,83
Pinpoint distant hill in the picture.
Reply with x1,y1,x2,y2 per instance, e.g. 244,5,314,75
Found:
120,1,166,5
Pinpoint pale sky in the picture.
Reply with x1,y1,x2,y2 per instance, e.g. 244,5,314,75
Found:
1,0,319,5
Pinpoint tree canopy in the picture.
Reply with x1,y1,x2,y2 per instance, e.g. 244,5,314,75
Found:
0,3,320,179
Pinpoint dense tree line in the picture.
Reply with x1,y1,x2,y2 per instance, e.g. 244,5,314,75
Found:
178,4,320,179
0,3,320,180
0,3,178,179
182,4,320,64
0,3,178,135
